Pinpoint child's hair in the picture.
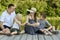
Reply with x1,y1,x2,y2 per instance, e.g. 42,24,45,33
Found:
16,13,22,20
16,13,22,17
40,12,46,18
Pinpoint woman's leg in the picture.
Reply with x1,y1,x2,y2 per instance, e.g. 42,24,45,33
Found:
25,26,36,35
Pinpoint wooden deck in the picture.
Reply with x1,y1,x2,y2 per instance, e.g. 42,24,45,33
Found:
0,31,60,40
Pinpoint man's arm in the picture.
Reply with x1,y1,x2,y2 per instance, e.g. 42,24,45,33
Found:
0,11,6,30
0,21,4,30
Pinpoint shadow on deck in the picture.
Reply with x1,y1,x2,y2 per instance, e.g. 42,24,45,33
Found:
0,30,60,40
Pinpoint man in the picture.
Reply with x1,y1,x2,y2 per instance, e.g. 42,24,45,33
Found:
0,4,16,34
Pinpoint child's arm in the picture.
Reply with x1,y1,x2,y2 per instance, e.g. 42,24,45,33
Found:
15,18,25,26
45,20,52,31
47,26,52,30
15,19,23,26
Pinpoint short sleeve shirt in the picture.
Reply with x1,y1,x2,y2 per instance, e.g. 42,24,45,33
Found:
38,19,51,29
0,10,16,27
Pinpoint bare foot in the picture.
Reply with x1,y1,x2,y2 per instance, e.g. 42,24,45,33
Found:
0,31,4,34
45,31,53,36
11,31,17,35
20,30,25,34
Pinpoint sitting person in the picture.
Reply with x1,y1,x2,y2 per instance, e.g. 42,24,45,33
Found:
25,8,39,35
11,14,25,35
36,12,58,35
0,4,16,35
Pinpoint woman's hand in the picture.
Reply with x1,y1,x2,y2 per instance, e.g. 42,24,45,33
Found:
33,23,39,27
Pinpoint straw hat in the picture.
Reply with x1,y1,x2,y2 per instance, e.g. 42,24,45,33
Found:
27,7,37,13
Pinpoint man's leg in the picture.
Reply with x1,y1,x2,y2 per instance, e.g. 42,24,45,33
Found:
2,28,10,35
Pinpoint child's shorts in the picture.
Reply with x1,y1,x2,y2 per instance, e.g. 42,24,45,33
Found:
11,28,20,34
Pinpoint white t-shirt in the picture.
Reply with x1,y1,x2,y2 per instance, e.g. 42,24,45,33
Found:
12,22,20,29
0,10,16,27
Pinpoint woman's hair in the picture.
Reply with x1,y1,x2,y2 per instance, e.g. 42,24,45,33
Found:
34,12,37,22
27,11,30,15
27,10,37,22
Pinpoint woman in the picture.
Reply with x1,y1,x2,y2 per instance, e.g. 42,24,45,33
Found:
25,7,39,35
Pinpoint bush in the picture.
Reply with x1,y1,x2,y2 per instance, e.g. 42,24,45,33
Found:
0,0,60,16
0,0,60,30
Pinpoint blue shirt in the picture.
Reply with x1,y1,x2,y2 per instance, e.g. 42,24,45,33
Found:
38,19,51,29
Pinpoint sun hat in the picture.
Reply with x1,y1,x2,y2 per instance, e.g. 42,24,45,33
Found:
27,7,37,13
31,7,37,12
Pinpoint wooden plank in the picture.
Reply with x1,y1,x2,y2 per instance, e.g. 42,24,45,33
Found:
56,30,60,40
13,35,22,40
0,36,9,40
38,34,44,40
26,34,33,40
6,35,15,40
51,35,59,40
44,35,52,40
0,31,60,40
20,34,27,40
0,35,4,40
32,34,38,40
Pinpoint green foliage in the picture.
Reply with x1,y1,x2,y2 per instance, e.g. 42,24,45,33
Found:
0,0,60,16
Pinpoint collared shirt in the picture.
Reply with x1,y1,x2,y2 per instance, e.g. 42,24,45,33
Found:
0,10,16,27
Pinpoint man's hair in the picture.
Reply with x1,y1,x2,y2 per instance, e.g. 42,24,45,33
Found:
8,4,14,8
40,12,46,18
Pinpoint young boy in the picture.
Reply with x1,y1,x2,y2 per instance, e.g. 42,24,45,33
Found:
11,14,25,35
37,12,58,35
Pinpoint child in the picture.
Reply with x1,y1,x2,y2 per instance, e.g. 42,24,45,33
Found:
37,12,58,35
11,14,25,35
